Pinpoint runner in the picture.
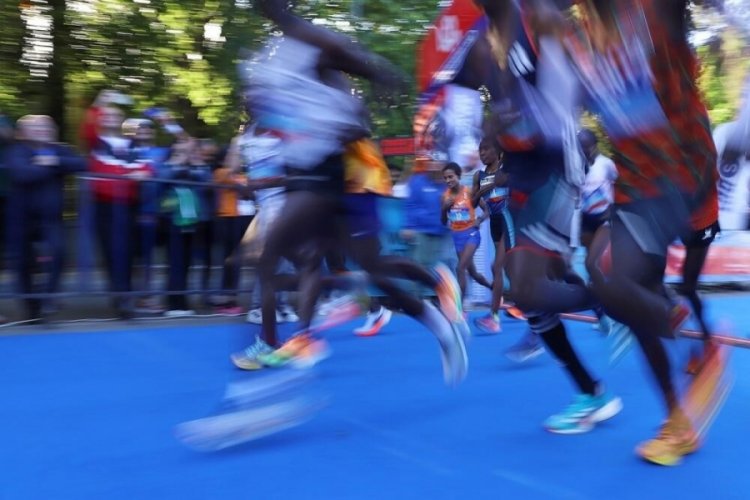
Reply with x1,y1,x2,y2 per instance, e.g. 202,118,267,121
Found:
570,0,730,465
441,162,493,306
475,0,622,433
233,0,468,385
472,137,514,334
577,129,623,352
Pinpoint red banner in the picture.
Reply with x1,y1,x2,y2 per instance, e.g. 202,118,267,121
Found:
666,231,750,282
379,137,415,156
417,0,484,93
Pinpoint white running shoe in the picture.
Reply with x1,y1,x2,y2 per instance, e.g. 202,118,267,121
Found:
354,307,392,337
246,308,262,324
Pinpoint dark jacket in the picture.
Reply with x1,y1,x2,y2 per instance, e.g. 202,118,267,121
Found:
4,142,86,221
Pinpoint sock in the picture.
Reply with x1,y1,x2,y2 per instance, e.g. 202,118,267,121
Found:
537,320,598,395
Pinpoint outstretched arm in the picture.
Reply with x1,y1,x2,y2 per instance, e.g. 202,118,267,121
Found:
275,13,405,89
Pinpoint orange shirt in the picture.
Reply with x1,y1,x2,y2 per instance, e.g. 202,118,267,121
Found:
443,186,476,232
344,139,393,196
214,167,248,217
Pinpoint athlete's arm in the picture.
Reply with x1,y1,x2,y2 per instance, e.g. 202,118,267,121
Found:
471,171,483,208
266,5,404,89
476,198,490,227
441,194,453,226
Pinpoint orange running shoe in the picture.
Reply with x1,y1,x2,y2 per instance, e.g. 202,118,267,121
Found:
354,307,392,337
258,334,312,368
505,306,526,321
683,342,732,439
636,409,699,466
433,263,469,340
290,338,332,369
685,340,719,376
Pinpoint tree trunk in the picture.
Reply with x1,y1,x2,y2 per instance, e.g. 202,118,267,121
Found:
48,0,67,140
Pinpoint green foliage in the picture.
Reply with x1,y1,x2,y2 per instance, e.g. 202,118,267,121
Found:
696,28,750,127
0,0,441,145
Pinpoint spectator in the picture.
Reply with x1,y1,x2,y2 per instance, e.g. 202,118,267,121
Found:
191,139,218,307
5,115,86,320
89,106,153,319
213,137,255,313
400,153,452,298
124,118,168,314
0,112,13,323
161,138,207,316
79,90,133,153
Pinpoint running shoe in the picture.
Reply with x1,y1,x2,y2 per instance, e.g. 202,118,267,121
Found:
290,337,332,369
636,409,699,466
216,305,243,315
354,307,392,337
246,307,262,324
258,334,312,368
609,321,635,366
685,339,718,376
416,300,468,386
278,304,299,323
544,390,623,434
312,294,368,332
259,334,332,369
246,307,290,324
683,342,732,439
504,306,526,321
434,263,470,340
474,313,501,335
230,336,274,370
164,309,196,318
505,331,544,363
135,297,165,314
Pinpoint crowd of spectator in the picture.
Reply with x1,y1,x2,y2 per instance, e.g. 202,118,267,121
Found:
0,90,462,324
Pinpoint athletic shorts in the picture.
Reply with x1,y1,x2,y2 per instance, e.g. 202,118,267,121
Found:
681,220,720,249
510,174,576,255
451,227,481,254
612,195,689,258
580,211,610,236
286,153,345,195
489,211,515,250
343,193,382,239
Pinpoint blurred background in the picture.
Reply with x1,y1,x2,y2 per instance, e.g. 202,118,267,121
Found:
0,0,443,144
0,0,748,325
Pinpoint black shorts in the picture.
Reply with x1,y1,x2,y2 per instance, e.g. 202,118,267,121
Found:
681,220,720,249
343,193,382,239
580,211,609,235
612,196,689,258
489,212,514,250
286,153,345,195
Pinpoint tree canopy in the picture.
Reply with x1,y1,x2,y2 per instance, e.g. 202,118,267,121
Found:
1,1,748,146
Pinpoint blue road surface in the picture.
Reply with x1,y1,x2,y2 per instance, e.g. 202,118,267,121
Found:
1,295,748,499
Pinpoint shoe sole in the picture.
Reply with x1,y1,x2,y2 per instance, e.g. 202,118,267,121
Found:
176,397,325,452
439,321,468,387
545,397,623,435
473,317,501,335
231,358,265,370
290,345,332,369
638,441,700,466
355,309,393,337
506,346,545,364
